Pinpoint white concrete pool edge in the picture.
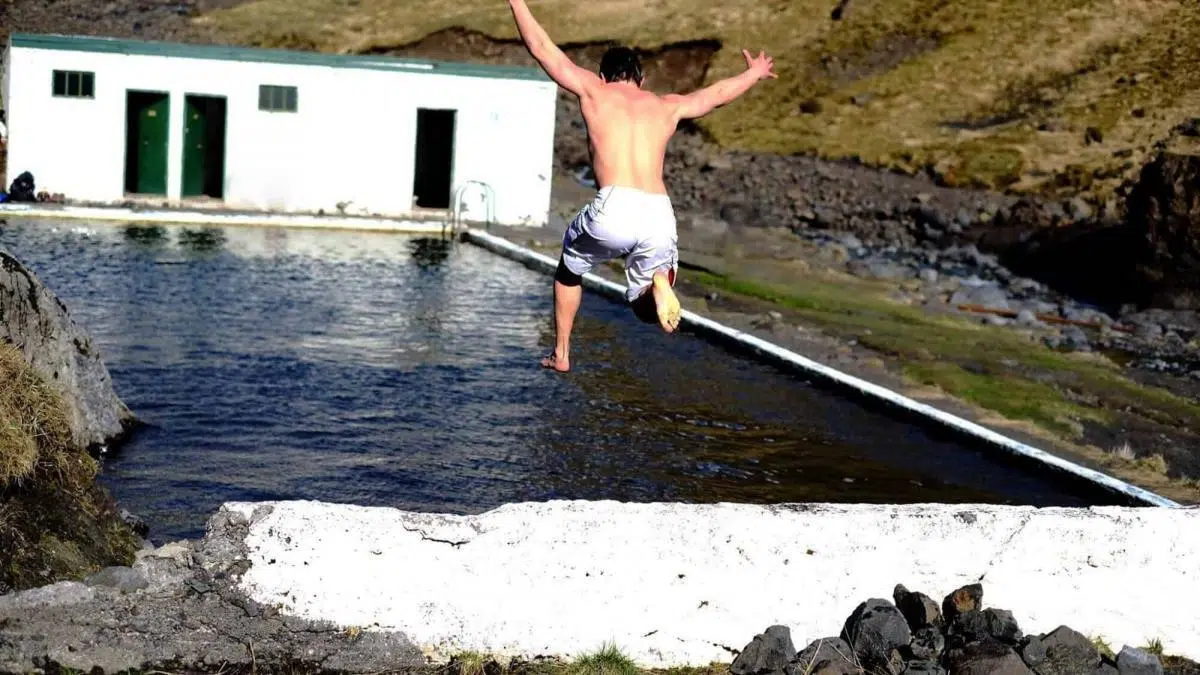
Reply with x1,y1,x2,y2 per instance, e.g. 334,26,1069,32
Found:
0,202,458,233
460,227,1180,509
224,499,1200,666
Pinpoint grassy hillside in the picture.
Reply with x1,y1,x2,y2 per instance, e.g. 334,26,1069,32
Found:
194,0,1200,198
0,342,140,593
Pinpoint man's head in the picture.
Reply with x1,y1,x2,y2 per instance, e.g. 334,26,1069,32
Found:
599,46,644,86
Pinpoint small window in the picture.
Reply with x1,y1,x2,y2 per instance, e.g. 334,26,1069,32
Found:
52,70,95,98
258,84,297,112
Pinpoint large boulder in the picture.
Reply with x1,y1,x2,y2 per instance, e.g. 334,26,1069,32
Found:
1125,151,1200,309
1,247,135,451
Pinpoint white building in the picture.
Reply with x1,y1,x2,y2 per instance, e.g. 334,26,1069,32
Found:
1,33,558,226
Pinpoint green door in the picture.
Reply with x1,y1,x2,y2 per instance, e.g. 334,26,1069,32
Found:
182,95,227,199
124,91,170,195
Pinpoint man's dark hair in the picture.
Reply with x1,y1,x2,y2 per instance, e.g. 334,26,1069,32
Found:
599,46,643,85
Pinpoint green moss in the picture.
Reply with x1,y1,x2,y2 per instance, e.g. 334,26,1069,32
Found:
903,362,1106,436
687,269,1200,442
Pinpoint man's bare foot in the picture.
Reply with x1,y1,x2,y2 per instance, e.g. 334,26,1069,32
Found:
540,352,570,372
652,273,682,333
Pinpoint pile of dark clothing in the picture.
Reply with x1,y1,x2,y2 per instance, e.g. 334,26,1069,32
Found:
5,171,37,202
0,171,64,204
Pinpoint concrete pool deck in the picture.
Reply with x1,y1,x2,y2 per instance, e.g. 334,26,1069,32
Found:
0,202,458,233
226,499,1200,665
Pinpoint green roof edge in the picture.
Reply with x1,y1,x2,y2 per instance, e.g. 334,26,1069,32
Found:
8,33,552,83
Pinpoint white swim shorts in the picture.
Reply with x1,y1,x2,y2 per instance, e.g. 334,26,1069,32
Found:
560,185,679,302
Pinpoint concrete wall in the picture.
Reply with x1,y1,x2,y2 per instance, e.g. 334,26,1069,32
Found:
227,499,1200,667
2,43,556,226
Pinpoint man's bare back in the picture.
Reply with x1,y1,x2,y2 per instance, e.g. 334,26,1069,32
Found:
507,0,774,371
579,84,676,194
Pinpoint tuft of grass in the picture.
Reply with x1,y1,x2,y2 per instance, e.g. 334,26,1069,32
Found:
569,643,640,675
0,341,140,593
451,651,491,675
1092,636,1116,662
1143,638,1165,657
1109,441,1137,462
195,0,1200,196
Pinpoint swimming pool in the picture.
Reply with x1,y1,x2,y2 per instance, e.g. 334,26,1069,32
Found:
0,218,1099,541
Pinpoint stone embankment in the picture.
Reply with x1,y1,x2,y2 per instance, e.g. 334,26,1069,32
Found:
2,500,1198,674
1,246,136,452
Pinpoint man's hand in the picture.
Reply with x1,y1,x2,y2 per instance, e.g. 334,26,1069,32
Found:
742,49,777,80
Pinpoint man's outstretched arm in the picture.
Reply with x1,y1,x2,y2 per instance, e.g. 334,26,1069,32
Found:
666,49,776,119
508,0,603,97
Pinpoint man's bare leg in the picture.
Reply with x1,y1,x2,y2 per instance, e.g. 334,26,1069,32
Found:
542,258,583,372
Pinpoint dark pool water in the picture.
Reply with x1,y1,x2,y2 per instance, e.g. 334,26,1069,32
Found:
1,219,1100,541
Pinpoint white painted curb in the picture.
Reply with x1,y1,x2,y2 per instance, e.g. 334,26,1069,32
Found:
0,203,454,233
461,228,1180,509
227,499,1200,665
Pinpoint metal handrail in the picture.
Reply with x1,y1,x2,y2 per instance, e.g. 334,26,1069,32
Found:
451,180,496,230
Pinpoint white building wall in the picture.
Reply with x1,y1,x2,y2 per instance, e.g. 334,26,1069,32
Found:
2,42,557,226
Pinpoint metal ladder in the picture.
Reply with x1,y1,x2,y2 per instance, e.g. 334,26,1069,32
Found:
451,180,496,230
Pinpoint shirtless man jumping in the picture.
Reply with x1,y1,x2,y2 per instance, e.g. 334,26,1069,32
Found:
507,0,776,372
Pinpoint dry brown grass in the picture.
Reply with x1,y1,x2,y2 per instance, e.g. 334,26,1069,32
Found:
0,341,139,593
193,0,1200,196
0,342,75,485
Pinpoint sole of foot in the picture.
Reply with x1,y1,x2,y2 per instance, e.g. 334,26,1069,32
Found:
653,274,681,333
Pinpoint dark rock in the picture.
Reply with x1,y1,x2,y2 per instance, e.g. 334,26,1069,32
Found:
800,99,823,114
0,249,136,451
905,661,947,675
942,584,984,624
841,598,912,672
948,638,1035,675
1124,152,1200,310
1116,647,1164,675
947,610,992,648
983,609,1023,644
1086,127,1104,144
120,509,150,538
813,206,842,229
909,627,946,661
796,637,860,675
894,585,943,631
1021,626,1101,675
732,625,797,675
720,201,769,228
1094,665,1119,675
